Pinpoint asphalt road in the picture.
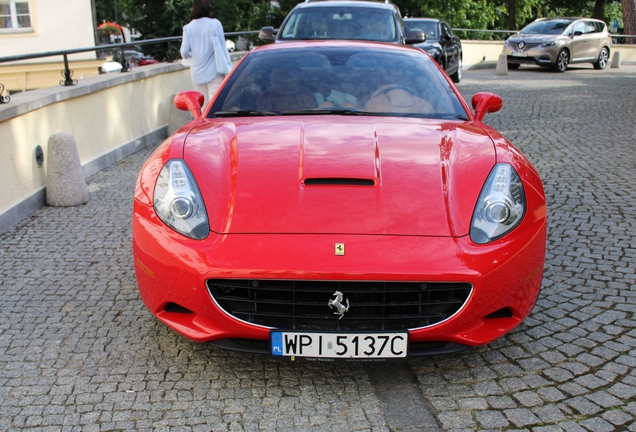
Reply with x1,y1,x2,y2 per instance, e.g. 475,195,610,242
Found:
1,64,635,431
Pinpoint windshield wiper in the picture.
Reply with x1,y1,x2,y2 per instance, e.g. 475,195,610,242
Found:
214,110,277,117
280,109,383,116
454,114,470,121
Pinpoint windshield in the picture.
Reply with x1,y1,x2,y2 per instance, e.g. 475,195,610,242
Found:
209,46,468,120
520,20,572,35
405,20,439,40
279,7,398,42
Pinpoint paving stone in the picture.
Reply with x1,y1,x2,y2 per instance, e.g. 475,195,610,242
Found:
578,417,614,432
504,408,541,427
513,391,543,407
475,410,509,428
601,409,633,426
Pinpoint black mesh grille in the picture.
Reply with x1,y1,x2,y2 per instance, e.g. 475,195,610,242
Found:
513,42,540,51
207,279,472,331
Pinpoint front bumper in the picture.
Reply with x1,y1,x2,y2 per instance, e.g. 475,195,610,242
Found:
502,45,558,66
132,199,546,353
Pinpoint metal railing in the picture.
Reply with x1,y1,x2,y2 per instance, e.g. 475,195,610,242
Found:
452,28,519,41
1,27,634,104
0,30,259,104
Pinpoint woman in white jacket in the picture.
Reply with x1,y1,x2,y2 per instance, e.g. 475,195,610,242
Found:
180,0,233,106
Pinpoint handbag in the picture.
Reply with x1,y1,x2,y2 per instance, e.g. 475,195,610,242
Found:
213,33,233,75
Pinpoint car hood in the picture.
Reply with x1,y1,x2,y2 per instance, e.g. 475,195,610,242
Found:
183,116,496,237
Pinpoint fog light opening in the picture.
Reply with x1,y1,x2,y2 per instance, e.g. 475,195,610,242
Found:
484,308,514,319
164,303,193,314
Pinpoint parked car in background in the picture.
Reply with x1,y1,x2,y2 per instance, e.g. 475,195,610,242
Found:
503,17,612,72
101,61,122,74
259,0,425,46
124,50,159,67
404,18,463,83
133,40,547,360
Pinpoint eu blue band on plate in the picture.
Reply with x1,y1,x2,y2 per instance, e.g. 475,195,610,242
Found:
271,331,283,356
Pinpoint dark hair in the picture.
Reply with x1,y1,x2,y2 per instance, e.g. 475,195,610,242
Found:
190,0,210,20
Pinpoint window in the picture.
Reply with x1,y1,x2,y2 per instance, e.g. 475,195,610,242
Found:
0,0,31,31
441,22,453,38
572,22,586,35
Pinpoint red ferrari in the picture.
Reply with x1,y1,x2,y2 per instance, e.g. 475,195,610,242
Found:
133,41,546,361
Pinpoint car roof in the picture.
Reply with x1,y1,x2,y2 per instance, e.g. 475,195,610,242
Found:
292,0,399,12
534,17,605,23
252,39,418,54
404,18,441,22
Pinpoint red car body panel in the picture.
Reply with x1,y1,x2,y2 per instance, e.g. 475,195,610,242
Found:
181,117,496,237
133,200,546,345
132,41,547,353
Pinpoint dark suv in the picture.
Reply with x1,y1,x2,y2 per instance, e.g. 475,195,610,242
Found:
404,18,463,83
259,0,425,45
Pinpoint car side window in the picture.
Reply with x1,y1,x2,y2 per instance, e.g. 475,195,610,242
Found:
442,22,453,38
584,21,597,34
572,22,586,35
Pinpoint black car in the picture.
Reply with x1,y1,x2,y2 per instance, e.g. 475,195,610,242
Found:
404,18,462,83
259,0,425,46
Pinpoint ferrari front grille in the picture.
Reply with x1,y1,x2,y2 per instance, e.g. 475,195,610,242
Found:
207,279,472,331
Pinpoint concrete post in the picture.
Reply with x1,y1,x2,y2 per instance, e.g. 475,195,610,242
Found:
495,53,508,75
46,132,89,207
611,51,621,69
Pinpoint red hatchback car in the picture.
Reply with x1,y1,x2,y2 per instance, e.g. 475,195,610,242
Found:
132,41,546,361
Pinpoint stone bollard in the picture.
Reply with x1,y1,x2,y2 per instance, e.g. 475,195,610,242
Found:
495,53,508,75
611,51,621,69
46,132,89,207
168,92,194,136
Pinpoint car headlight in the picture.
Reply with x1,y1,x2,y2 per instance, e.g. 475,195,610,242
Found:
540,41,556,47
470,164,525,244
154,159,210,239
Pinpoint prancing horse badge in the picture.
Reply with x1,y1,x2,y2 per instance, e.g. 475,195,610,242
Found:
335,243,345,256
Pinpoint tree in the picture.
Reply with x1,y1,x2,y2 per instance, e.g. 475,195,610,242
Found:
623,0,636,42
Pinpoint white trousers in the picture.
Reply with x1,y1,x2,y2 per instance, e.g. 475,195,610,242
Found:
193,75,225,108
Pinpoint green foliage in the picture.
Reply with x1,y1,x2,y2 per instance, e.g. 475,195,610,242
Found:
604,2,623,29
94,0,626,47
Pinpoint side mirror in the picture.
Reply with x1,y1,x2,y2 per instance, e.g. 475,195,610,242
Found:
405,29,426,44
174,91,204,119
471,92,503,122
573,30,583,37
258,26,276,43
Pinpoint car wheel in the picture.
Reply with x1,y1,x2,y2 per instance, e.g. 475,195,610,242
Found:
507,63,520,70
554,49,569,72
450,57,462,83
593,47,609,69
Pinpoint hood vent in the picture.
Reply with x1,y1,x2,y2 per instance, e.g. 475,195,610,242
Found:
304,178,375,186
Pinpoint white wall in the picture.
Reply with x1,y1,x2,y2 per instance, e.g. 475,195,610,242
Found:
0,0,96,61
0,62,194,233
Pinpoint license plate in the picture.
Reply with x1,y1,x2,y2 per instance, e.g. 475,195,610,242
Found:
512,51,528,57
270,330,408,360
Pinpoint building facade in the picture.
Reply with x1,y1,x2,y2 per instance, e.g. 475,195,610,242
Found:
0,0,102,94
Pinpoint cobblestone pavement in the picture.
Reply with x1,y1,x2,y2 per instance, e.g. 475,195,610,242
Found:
0,64,635,431
411,65,636,431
